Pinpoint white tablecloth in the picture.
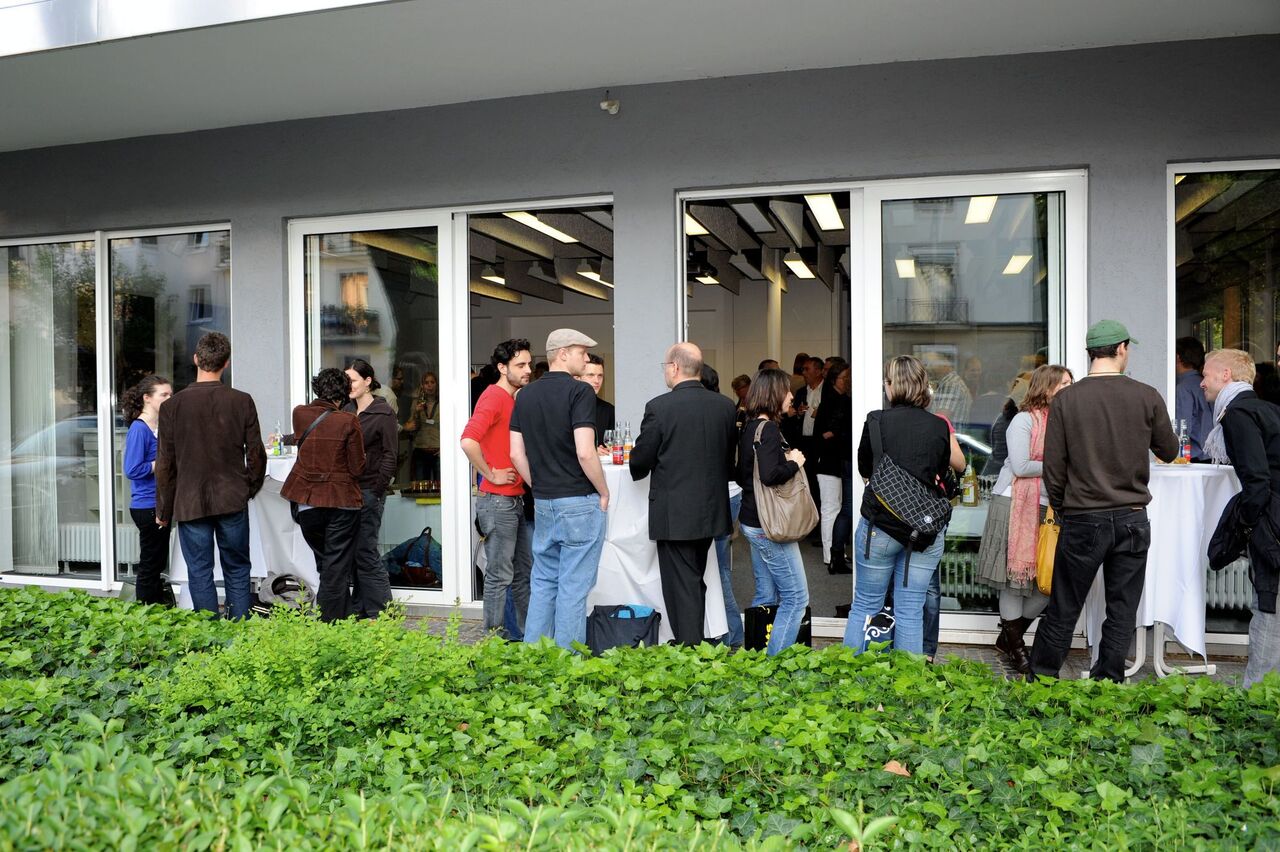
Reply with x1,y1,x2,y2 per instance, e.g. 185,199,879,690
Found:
586,464,729,643
169,457,320,607
1084,463,1240,659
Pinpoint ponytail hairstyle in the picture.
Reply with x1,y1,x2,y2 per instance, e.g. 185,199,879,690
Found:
121,375,172,424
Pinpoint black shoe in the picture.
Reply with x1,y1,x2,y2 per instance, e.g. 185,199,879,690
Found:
827,556,851,575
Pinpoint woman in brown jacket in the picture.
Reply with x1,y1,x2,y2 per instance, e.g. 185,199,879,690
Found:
282,367,367,621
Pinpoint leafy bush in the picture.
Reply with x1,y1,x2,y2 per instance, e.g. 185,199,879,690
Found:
1,586,1278,848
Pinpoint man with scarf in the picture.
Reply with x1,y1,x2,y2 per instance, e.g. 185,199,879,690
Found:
1027,320,1180,682
1201,348,1280,687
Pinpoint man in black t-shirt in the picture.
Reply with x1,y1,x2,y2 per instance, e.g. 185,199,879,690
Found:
510,328,610,650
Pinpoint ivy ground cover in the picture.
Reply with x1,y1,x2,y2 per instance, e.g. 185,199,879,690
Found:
0,586,1277,849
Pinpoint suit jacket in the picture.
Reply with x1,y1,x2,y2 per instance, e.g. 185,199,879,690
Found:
155,380,267,524
629,379,737,541
281,401,366,509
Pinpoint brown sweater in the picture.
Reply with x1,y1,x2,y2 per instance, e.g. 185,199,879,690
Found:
155,381,268,524
1043,374,1180,514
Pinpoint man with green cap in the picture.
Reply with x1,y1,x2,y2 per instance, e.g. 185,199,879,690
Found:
1027,320,1180,682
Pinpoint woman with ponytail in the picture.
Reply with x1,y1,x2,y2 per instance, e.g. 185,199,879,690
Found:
122,375,173,605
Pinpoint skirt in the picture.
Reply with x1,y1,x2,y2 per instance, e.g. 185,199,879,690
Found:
975,493,1046,595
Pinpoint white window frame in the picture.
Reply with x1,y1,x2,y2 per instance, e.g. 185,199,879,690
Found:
678,170,1089,642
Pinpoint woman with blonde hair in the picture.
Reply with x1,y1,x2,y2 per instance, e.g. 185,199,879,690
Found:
843,355,956,654
975,363,1074,672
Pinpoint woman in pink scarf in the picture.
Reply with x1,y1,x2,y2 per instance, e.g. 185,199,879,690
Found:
975,365,1073,673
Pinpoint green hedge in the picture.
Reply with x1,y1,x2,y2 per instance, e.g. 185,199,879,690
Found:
1,586,1277,849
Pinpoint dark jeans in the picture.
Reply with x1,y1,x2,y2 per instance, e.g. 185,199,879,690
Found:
130,507,171,605
924,569,941,658
350,489,393,618
411,448,440,482
177,509,252,618
831,460,854,559
1029,508,1151,683
297,507,361,622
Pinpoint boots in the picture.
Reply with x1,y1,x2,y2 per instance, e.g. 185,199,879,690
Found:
995,617,1032,674
827,553,852,574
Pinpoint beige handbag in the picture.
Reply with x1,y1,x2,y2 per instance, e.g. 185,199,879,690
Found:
751,420,820,543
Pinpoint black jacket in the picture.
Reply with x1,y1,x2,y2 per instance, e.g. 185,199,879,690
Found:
1213,391,1280,612
629,380,738,541
813,388,852,476
737,418,801,530
857,405,952,549
344,396,398,495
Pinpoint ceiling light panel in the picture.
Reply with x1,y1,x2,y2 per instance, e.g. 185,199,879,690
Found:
804,194,844,231
503,211,578,243
895,258,917,279
1002,254,1033,275
783,250,815,279
695,274,718,285
964,196,998,224
684,213,709,236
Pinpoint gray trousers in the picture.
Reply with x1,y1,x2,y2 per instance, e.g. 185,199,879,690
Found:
476,492,533,637
1245,591,1280,689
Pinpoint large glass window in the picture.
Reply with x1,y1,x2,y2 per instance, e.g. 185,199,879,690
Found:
1,240,99,578
110,229,231,582
881,192,1062,617
1174,167,1280,632
303,226,444,590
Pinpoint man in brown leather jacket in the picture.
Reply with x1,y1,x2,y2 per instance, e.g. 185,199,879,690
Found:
155,332,267,618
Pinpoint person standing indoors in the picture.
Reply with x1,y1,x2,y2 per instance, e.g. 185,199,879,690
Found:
786,356,827,533
405,372,441,484
579,354,616,451
1175,336,1212,462
122,375,173,605
1201,349,1280,687
975,364,1073,673
700,364,750,647
738,368,811,655
1028,320,1179,681
829,368,857,576
155,333,266,618
509,329,610,650
282,368,366,622
814,366,852,573
842,356,954,655
730,374,752,432
461,338,535,639
630,344,738,645
343,359,397,619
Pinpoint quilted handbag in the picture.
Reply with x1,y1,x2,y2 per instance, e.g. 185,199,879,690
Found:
1036,507,1060,595
867,412,952,537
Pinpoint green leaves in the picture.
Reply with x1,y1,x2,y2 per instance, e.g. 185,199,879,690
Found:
2,587,1280,849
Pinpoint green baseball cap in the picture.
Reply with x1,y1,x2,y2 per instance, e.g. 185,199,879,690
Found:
1085,319,1137,348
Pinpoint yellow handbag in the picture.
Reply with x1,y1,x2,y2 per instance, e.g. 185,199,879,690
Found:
1036,507,1059,595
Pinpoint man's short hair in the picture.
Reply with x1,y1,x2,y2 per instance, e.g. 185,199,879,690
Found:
731,374,751,392
194,331,231,372
1206,348,1256,384
806,357,825,371
758,359,779,371
1086,341,1125,362
491,338,531,369
670,343,702,378
1176,336,1206,373
311,367,350,404
587,354,605,367
792,353,810,374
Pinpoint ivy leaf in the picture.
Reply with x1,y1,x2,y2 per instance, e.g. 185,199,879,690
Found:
1095,780,1130,811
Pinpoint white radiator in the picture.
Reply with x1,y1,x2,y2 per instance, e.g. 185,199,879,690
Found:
57,523,140,566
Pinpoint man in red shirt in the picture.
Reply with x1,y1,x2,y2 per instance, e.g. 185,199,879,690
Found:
461,338,534,637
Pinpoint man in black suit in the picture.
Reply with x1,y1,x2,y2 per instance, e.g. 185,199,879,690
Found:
630,342,738,645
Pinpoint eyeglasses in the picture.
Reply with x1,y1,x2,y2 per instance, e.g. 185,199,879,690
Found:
659,361,675,369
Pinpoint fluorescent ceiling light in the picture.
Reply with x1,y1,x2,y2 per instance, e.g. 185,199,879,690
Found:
480,264,504,284
1174,174,1186,185
1002,254,1033,275
695,274,718,285
503,211,578,243
964,196,998,224
729,202,775,233
895,258,917,279
576,258,613,288
783,250,815,279
684,213,709,236
804,193,844,231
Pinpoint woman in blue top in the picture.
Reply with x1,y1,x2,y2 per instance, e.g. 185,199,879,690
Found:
122,375,173,605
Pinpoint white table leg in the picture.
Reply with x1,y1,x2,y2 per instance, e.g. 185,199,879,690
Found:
1151,622,1216,678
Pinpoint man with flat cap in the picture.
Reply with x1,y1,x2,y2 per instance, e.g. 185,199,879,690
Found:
630,342,738,644
1028,319,1179,682
509,328,610,649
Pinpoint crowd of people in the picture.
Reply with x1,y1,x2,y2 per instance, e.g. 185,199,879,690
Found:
120,322,1279,686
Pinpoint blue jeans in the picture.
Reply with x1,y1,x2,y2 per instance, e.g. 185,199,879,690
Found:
714,490,745,646
843,518,944,654
740,523,809,655
178,509,253,619
476,493,533,638
524,494,607,650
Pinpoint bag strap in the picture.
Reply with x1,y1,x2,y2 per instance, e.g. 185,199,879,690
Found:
868,410,884,468
295,409,334,450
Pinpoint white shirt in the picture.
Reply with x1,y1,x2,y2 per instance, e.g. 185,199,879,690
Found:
801,382,823,437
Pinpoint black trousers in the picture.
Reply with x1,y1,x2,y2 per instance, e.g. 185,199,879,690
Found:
1028,508,1151,682
656,538,712,646
350,488,393,618
130,507,171,605
297,507,361,622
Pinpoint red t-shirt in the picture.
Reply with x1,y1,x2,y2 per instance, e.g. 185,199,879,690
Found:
461,384,524,496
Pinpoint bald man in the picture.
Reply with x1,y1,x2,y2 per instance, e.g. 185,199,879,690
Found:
630,342,739,645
